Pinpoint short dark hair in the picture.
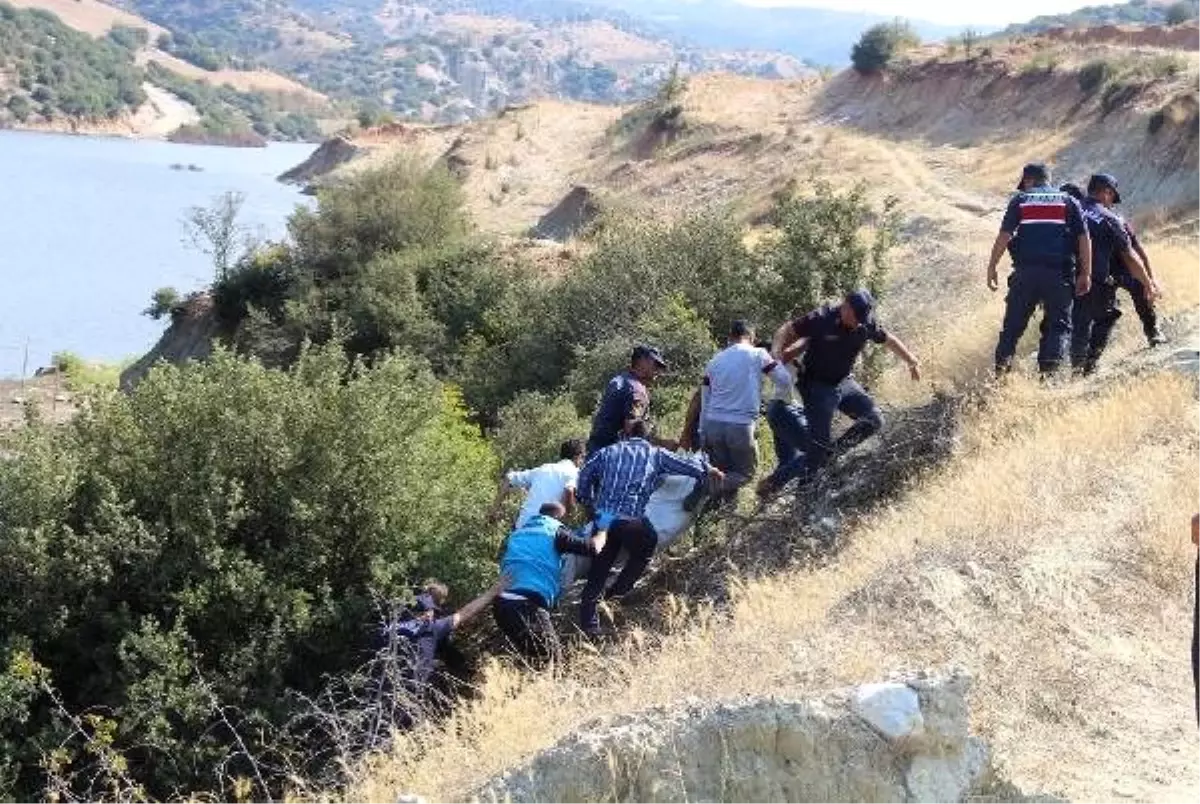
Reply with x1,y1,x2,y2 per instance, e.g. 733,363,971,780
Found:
628,418,652,439
729,319,753,339
539,501,567,519
559,438,585,461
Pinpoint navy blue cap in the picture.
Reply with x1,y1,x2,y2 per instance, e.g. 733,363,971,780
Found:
413,593,439,615
631,344,668,368
1017,162,1050,190
1087,173,1122,204
846,289,876,325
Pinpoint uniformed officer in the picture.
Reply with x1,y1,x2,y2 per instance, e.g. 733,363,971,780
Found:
1072,173,1157,375
987,163,1092,376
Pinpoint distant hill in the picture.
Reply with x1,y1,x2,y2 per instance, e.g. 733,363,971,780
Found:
1001,0,1199,34
589,0,971,65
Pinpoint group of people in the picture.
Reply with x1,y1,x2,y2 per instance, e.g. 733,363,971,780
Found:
988,163,1165,378
386,160,1175,698
390,293,923,680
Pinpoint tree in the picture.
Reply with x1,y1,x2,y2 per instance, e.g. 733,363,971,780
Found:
6,94,32,122
182,191,250,281
1166,1,1194,25
851,20,919,74
960,28,980,58
143,287,181,320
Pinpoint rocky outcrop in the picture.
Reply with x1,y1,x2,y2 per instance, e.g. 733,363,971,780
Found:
474,669,1000,803
120,293,220,393
529,186,601,242
278,135,361,186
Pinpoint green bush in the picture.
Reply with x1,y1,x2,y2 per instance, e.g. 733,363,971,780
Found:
492,391,589,472
0,345,500,800
851,20,920,74
142,286,181,320
1078,59,1117,94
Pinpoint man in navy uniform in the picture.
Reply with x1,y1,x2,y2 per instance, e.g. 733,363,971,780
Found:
987,163,1092,376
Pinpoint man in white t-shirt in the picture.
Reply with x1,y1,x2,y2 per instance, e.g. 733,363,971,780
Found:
684,320,793,504
492,439,586,528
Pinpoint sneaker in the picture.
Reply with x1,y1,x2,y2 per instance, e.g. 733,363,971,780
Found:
1148,330,1168,347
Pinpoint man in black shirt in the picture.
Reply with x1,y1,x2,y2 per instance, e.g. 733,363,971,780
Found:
757,290,921,496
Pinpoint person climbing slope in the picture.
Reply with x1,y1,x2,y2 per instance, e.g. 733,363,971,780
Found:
494,502,601,665
1071,173,1158,375
757,289,920,496
492,438,586,528
576,419,723,636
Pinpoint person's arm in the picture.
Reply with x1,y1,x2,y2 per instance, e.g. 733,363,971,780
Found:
679,387,702,451
1075,233,1093,297
554,525,601,557
1129,230,1154,280
986,232,1013,291
883,333,921,381
780,339,807,365
762,350,794,396
1118,247,1156,299
575,454,599,509
772,315,813,362
771,319,798,360
562,485,577,517
448,575,510,629
656,448,724,484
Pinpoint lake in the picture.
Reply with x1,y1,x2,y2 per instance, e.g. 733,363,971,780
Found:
0,131,316,378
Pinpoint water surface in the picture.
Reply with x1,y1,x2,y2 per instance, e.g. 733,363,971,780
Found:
0,131,314,377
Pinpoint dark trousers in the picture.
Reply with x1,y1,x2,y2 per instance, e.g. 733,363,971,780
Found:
995,265,1074,373
493,595,560,666
579,517,657,633
766,399,810,467
1115,273,1159,340
1071,283,1121,371
768,378,881,485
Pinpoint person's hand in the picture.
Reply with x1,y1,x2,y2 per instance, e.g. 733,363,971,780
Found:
1145,281,1161,303
590,532,607,555
1075,273,1092,298
987,266,999,292
908,359,922,382
707,465,725,483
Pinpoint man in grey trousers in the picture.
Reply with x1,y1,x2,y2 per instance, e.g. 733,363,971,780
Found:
683,320,794,507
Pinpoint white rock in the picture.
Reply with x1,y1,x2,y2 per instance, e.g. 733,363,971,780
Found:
852,682,925,742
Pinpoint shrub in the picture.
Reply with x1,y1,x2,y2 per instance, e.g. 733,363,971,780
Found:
492,391,589,472
851,20,920,74
1078,59,1116,94
289,158,467,280
142,287,181,320
0,345,500,800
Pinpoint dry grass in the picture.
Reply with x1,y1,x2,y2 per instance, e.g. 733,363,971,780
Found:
352,365,1198,803
8,0,167,37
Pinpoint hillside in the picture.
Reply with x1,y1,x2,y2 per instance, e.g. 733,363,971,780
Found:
3,0,332,142
104,0,816,123
267,29,1199,804
1003,0,1199,34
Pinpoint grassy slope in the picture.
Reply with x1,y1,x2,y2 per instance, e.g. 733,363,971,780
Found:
343,33,1200,804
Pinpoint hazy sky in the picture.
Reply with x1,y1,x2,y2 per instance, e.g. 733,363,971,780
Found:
734,0,1102,26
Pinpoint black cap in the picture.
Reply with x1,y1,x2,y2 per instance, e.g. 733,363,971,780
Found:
729,319,753,339
846,289,876,325
1087,172,1122,204
413,593,439,615
631,344,668,368
1017,162,1050,190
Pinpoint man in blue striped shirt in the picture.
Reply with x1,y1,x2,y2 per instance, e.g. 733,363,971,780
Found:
575,420,723,635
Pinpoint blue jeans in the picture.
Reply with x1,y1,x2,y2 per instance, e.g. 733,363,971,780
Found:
766,399,809,467
768,379,881,485
995,264,1074,373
